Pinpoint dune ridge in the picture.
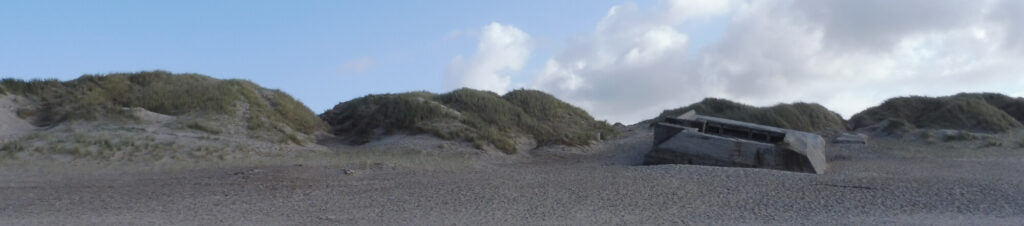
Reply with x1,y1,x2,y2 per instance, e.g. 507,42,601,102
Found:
320,88,617,154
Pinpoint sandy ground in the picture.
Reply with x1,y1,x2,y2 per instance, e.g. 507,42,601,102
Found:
2,126,1024,225
0,95,37,142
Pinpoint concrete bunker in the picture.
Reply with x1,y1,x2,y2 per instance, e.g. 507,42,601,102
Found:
645,110,827,174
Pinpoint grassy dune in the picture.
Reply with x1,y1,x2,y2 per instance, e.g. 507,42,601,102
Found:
850,93,1024,133
5,70,1022,157
647,98,847,134
0,71,325,142
320,88,617,154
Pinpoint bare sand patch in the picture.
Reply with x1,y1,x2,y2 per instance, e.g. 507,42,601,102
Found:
0,95,37,141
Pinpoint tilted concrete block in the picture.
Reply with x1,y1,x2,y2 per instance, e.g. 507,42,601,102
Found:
645,110,828,174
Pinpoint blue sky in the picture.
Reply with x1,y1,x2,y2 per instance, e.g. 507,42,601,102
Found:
1,0,638,113
3,0,1023,124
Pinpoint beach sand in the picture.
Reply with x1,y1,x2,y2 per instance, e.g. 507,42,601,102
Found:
2,125,1023,225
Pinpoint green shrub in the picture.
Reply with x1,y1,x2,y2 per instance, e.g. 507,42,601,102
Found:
321,88,616,154
850,93,1023,133
646,98,847,134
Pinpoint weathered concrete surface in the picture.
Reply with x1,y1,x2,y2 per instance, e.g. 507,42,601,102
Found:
645,111,828,174
777,130,827,174
646,131,777,168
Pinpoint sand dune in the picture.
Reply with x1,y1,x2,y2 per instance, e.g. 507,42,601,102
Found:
0,96,37,142
2,73,1023,224
2,125,1023,225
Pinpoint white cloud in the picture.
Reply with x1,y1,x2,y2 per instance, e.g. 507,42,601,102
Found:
532,0,735,123
531,0,1024,124
445,22,531,94
340,56,373,75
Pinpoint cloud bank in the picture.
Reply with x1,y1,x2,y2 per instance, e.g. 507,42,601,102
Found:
531,0,1024,124
446,0,1024,124
445,22,531,94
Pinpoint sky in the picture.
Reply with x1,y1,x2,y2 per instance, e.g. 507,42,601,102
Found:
2,0,1023,124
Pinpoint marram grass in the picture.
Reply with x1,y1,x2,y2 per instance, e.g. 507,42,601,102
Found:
0,71,326,142
321,88,617,154
850,93,1024,133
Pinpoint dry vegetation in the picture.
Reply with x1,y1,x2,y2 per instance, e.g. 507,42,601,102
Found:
850,93,1024,133
647,98,848,134
0,71,333,164
4,70,1023,163
320,88,617,154
0,71,325,142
